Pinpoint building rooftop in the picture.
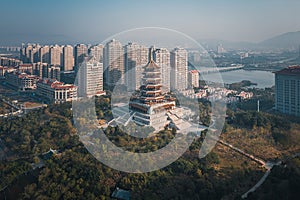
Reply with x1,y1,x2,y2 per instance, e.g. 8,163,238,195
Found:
38,78,77,90
144,60,160,71
189,70,199,74
7,71,38,79
111,187,130,200
274,66,300,76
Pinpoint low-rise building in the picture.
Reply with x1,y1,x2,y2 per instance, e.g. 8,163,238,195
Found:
17,64,33,74
36,78,77,104
0,57,21,67
237,91,253,100
5,71,39,90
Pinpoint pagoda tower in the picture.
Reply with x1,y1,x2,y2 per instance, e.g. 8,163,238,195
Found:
129,49,176,131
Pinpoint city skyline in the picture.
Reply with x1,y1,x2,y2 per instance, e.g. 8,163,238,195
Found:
1,1,300,199
1,0,300,46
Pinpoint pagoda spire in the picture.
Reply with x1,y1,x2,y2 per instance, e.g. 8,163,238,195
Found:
149,46,155,62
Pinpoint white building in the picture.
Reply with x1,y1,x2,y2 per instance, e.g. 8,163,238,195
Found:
275,66,300,116
125,42,148,91
36,78,77,104
170,47,188,91
89,44,104,63
39,45,50,64
104,39,125,86
153,48,171,93
63,45,74,71
49,45,62,66
5,71,39,90
77,57,104,97
188,70,199,88
75,44,88,66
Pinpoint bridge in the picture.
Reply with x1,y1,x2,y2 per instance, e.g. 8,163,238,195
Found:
198,65,244,74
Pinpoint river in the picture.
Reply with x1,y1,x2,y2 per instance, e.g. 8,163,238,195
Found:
200,69,275,88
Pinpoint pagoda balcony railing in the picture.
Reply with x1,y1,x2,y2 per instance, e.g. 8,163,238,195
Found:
145,84,163,88
144,90,162,94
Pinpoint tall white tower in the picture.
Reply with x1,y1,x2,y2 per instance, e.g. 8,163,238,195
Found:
153,48,171,93
78,57,103,97
125,42,148,91
104,39,125,86
170,47,188,91
63,45,74,71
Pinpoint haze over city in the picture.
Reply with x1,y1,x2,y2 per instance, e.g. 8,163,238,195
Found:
1,0,300,45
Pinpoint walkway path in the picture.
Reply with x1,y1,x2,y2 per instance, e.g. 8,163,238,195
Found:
215,139,284,199
0,98,23,117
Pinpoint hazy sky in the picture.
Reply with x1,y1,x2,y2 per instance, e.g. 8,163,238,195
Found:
1,0,300,45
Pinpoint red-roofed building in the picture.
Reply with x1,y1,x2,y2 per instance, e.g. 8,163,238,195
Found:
5,71,39,90
18,64,33,74
36,78,77,104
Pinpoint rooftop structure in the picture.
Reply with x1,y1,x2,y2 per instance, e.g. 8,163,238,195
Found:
274,65,300,76
111,187,130,200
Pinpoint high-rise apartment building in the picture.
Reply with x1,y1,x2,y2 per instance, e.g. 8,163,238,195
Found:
20,43,40,63
188,70,199,88
153,48,171,93
77,57,104,97
104,39,124,86
125,42,148,91
50,66,61,81
89,44,104,63
32,44,41,63
75,44,88,66
275,66,300,116
40,64,60,81
33,62,48,78
39,46,50,63
63,45,74,71
170,48,188,91
49,45,62,66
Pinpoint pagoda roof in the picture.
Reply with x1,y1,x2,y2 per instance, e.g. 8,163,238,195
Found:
144,60,160,72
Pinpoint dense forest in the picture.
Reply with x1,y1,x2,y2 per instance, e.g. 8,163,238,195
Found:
0,93,299,199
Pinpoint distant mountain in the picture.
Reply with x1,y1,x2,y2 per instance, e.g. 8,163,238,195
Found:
198,31,300,50
198,39,256,50
259,31,300,49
